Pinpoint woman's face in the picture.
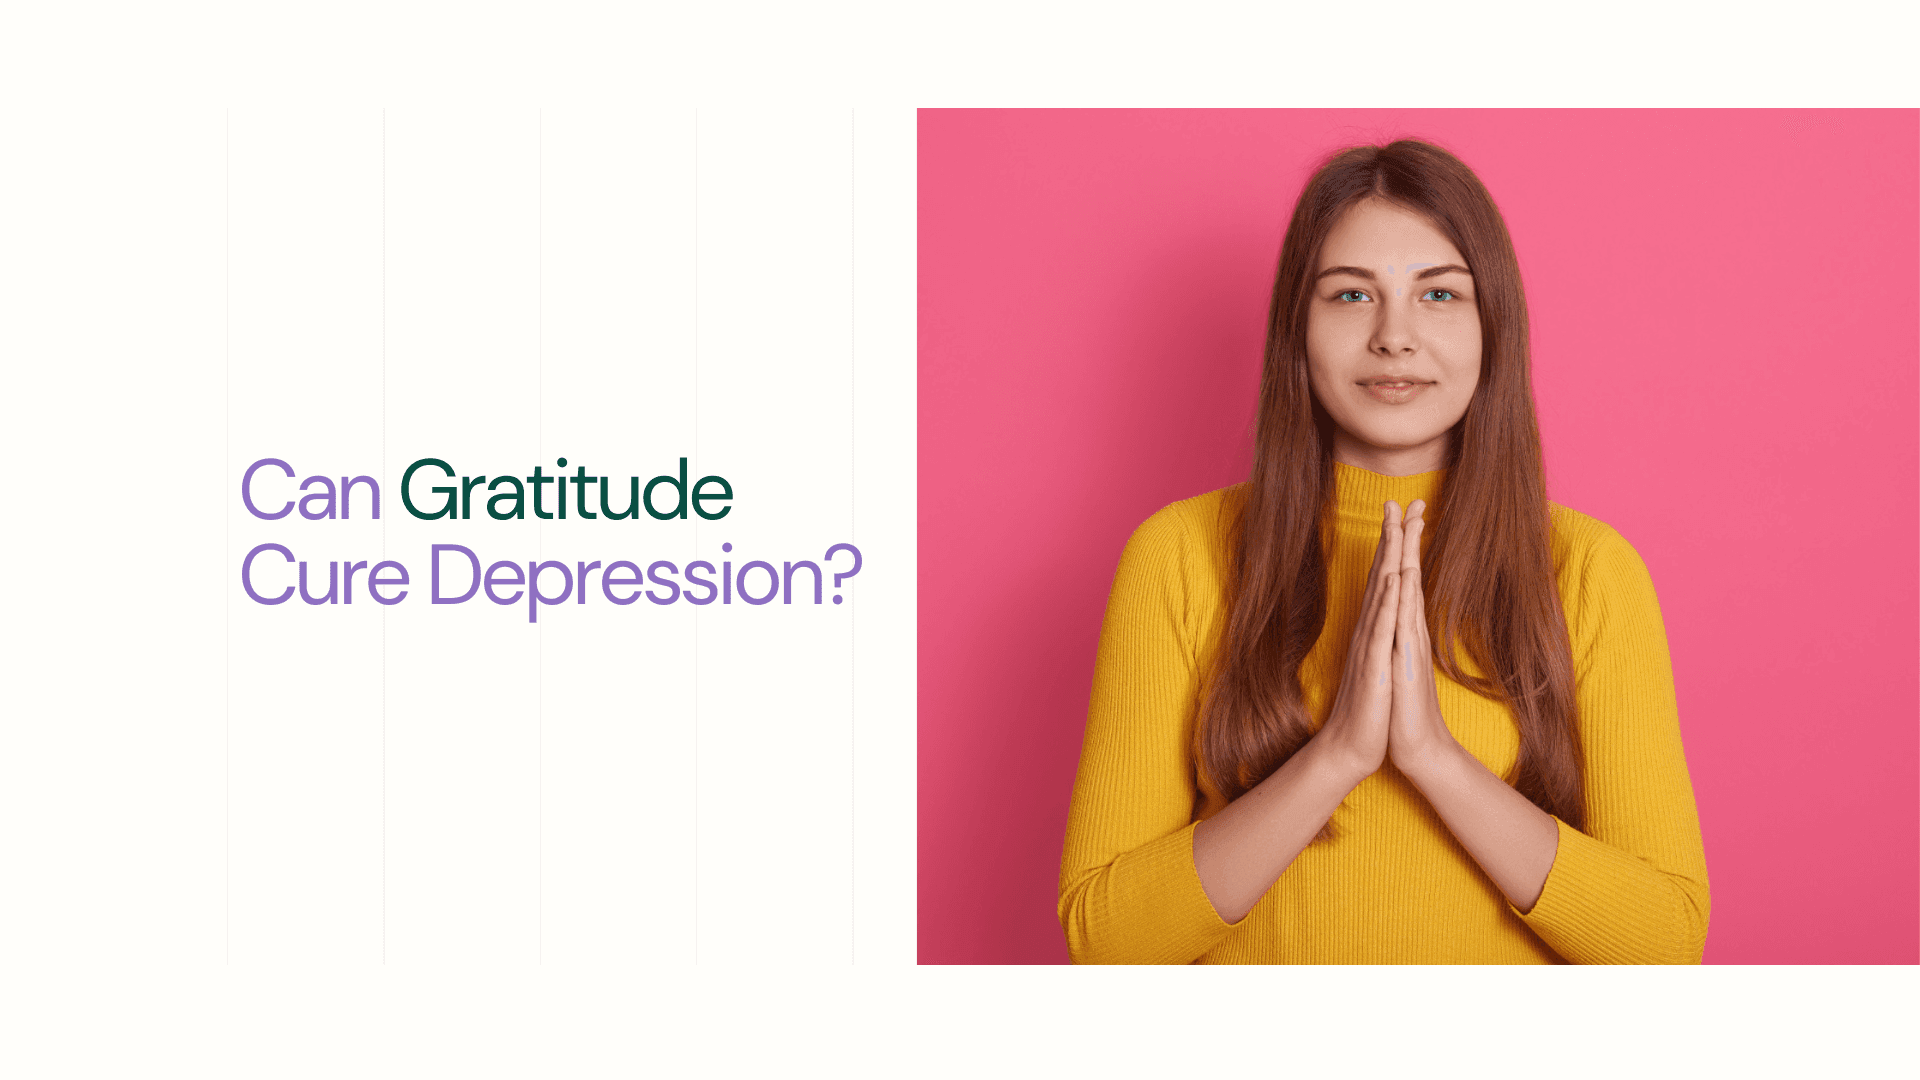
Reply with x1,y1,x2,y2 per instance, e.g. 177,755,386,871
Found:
1306,198,1482,476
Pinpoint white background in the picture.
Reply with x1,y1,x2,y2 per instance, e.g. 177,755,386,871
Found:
3,105,916,970
0,1,1915,1075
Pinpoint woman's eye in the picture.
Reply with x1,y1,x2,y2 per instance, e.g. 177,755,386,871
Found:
1422,288,1457,301
1336,290,1370,302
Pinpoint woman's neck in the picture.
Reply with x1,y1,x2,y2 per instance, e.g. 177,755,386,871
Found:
1329,429,1450,477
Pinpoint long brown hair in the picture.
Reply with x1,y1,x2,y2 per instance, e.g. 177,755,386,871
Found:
1195,140,1584,829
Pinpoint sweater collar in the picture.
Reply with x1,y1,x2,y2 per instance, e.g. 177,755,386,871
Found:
1332,461,1443,533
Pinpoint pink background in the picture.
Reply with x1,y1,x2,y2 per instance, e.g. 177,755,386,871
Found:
918,110,1919,964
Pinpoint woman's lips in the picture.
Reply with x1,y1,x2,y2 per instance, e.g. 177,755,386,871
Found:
1359,379,1433,404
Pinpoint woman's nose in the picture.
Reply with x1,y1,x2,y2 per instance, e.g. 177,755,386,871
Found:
1370,301,1417,355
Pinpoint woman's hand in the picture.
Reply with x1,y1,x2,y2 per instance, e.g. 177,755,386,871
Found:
1312,500,1405,782
1387,500,1463,774
1375,499,1560,914
1191,498,1491,925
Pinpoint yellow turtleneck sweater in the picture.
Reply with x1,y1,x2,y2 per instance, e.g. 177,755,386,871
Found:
1059,463,1710,964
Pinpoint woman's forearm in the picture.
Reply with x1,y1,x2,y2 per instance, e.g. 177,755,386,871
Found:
1398,740,1560,912
1191,735,1371,924
1190,503,1409,926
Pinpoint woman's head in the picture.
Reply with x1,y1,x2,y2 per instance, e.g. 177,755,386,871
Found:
1198,140,1582,829
1306,198,1481,474
1261,139,1537,478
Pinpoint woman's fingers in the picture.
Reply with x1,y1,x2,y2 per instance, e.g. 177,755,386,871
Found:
1369,566,1402,685
1376,500,1404,592
1395,501,1429,684
1340,501,1404,702
1408,541,1432,658
1401,500,1426,575
1395,530,1422,684
1352,502,1401,686
1368,501,1403,586
1350,501,1402,646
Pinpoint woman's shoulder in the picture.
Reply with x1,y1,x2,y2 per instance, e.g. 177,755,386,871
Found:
1111,484,1245,596
1547,500,1662,613
1105,485,1244,642
1126,483,1246,556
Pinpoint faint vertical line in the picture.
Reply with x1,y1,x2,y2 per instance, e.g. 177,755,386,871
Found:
380,109,389,965
537,110,545,965
848,108,857,965
223,111,231,966
691,108,700,965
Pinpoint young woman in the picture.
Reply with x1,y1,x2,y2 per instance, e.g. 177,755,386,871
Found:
1057,140,1709,964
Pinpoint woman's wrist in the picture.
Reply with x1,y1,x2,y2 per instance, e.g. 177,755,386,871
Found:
1305,728,1383,792
1391,731,1467,789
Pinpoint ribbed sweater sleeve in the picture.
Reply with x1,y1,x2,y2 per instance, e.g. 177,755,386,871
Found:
1058,504,1233,964
1516,523,1712,963
1058,488,1711,965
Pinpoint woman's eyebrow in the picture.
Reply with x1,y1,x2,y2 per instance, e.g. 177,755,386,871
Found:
1314,263,1472,282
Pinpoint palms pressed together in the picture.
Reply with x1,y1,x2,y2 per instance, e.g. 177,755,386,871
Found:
1318,499,1459,779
